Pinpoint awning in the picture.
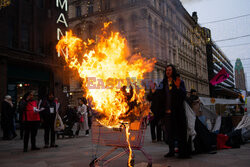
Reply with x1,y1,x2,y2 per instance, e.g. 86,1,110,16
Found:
200,97,243,106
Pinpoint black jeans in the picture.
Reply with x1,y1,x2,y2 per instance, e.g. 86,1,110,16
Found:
23,121,40,149
150,118,162,141
164,115,188,156
43,114,56,146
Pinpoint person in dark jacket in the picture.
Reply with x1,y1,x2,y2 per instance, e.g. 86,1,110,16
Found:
147,83,162,142
22,92,40,152
40,93,58,148
1,95,15,140
158,64,189,158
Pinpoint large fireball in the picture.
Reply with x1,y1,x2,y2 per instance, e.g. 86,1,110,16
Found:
56,22,156,128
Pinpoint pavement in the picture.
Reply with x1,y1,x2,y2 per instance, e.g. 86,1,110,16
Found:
0,127,250,167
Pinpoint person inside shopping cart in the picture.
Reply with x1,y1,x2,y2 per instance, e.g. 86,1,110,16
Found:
157,64,190,159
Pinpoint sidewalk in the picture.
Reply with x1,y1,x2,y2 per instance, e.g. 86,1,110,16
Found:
0,128,250,167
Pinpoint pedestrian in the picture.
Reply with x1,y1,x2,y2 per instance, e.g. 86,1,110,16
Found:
158,64,189,158
22,91,40,152
1,95,16,140
87,98,93,130
40,93,58,148
190,89,197,96
18,94,30,140
75,98,89,137
54,97,60,113
147,83,162,143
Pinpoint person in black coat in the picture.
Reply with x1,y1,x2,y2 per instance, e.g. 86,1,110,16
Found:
1,95,16,140
157,64,189,158
147,83,162,142
40,93,58,148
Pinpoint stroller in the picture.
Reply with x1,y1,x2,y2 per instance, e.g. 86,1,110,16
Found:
57,107,79,139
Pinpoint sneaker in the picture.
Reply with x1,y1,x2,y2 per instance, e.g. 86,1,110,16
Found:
85,134,89,137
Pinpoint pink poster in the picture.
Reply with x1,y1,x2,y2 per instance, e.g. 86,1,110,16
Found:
210,68,229,86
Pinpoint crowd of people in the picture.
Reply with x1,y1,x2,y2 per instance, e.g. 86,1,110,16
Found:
1,64,249,160
1,92,92,153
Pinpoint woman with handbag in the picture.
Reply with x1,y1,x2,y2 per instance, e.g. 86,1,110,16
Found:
75,98,89,137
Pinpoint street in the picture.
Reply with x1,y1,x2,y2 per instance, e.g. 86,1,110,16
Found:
0,128,250,167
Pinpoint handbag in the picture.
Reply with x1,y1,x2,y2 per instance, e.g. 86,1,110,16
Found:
54,112,65,131
80,115,84,123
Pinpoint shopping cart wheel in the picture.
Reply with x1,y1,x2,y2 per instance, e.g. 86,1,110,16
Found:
147,162,152,167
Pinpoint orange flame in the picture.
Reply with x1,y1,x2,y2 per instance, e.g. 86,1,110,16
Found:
57,22,156,166
56,22,156,128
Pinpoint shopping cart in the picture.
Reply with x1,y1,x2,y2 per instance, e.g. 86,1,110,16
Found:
89,117,152,167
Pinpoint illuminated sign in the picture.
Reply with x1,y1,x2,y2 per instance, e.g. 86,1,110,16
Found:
56,0,68,57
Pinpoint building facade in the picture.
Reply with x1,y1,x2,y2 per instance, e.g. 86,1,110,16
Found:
235,58,247,91
205,29,238,98
67,0,210,104
0,1,69,116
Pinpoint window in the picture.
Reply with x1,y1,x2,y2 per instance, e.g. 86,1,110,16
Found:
89,24,94,38
21,23,30,50
130,0,136,4
8,19,14,47
37,0,44,8
118,18,125,32
76,6,81,17
37,28,44,54
154,20,158,36
76,27,81,36
148,16,152,32
88,0,94,14
104,0,110,10
131,14,137,29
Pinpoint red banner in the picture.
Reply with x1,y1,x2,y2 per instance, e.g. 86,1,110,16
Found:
210,68,229,86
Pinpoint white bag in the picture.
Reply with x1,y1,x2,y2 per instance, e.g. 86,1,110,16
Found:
54,112,65,131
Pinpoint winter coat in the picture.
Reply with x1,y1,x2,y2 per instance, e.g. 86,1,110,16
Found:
39,98,56,122
23,100,40,121
147,90,161,121
1,101,14,129
77,104,89,131
157,78,187,138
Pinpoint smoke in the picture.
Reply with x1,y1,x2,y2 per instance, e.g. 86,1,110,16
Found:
180,0,203,4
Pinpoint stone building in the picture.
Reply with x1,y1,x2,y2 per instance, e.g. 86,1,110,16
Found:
235,58,247,91
0,0,69,116
67,0,210,103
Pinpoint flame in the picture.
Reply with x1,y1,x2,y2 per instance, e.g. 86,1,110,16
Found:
125,125,132,167
56,22,156,165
